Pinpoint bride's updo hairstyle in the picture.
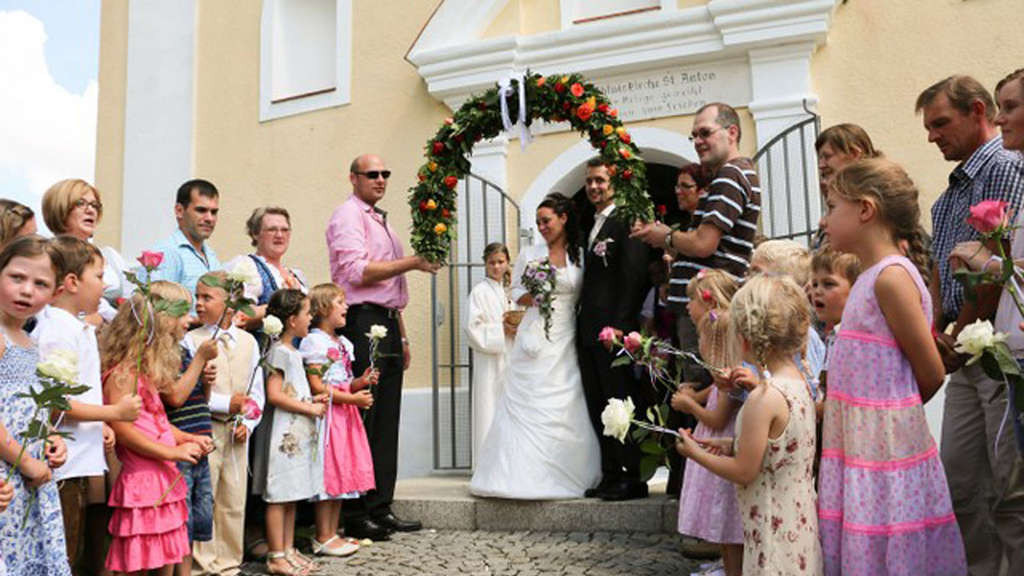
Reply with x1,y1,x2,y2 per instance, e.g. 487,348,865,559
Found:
537,192,581,265
728,275,810,371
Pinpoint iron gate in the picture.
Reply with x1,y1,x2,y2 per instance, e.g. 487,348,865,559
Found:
754,102,822,244
431,173,523,470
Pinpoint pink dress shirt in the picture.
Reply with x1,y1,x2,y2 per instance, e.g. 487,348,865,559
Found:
326,194,409,310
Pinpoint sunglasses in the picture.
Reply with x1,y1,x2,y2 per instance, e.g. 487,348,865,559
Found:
354,170,392,180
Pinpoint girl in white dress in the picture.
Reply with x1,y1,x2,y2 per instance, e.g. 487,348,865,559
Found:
465,242,513,464
263,289,327,575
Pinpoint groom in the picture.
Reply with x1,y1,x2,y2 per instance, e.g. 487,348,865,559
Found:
577,157,652,501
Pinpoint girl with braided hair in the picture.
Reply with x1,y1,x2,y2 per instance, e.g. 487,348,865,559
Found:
676,274,823,575
818,158,965,575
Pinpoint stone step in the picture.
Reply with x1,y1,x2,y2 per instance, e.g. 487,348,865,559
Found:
391,475,680,534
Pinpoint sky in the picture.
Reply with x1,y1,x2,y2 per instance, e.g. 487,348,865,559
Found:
0,0,100,230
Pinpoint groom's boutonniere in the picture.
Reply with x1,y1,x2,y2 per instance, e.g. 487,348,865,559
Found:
593,237,615,266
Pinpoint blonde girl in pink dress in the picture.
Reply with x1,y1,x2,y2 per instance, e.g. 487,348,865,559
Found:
301,283,377,557
672,269,743,576
100,290,211,575
818,159,965,575
676,275,823,576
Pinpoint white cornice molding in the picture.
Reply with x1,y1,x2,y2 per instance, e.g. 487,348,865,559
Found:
408,0,837,104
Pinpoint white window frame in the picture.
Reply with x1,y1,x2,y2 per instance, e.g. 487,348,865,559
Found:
559,0,674,29
259,0,352,122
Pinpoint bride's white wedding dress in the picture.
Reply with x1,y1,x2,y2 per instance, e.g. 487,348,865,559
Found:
469,244,601,500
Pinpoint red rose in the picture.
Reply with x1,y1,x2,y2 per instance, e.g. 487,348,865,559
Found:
562,101,572,111
441,209,451,218
419,201,428,213
622,169,633,180
554,82,565,93
619,147,631,159
417,173,427,182
455,134,464,143
621,133,631,144
570,83,584,98
137,251,164,270
657,204,667,216
597,103,609,113
576,102,595,122
432,141,445,155
610,109,618,118
444,175,459,189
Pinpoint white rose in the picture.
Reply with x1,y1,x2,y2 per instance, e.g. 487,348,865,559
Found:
601,397,635,444
955,319,1007,364
227,258,260,287
366,324,388,340
262,315,284,337
37,349,79,383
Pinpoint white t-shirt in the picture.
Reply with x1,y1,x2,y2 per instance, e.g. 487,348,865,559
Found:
995,222,1024,354
31,305,106,481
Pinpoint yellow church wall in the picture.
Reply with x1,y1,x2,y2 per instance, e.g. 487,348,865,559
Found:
93,0,128,249
812,0,1024,224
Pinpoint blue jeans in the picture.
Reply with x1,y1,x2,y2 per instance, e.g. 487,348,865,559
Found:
178,457,213,542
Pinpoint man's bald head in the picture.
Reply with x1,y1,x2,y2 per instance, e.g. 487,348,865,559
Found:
349,154,390,205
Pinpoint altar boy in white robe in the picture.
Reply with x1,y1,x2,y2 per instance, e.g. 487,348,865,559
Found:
465,242,514,464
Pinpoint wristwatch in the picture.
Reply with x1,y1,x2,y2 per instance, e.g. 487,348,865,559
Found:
664,229,676,255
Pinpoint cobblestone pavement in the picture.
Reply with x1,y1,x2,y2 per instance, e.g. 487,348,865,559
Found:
243,530,705,575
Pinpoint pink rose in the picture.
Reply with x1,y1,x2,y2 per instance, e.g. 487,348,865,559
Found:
967,200,1010,234
137,250,164,270
623,331,644,354
243,398,262,421
598,326,618,346
326,347,341,362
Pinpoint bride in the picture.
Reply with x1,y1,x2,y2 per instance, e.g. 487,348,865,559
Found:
470,192,601,500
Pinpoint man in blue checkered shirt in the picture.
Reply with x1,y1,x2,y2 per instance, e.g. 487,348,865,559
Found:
918,75,1024,574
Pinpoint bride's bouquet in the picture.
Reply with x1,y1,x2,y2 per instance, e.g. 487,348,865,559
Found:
521,258,557,340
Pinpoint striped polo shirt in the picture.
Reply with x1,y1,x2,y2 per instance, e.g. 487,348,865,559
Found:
667,157,761,311
167,346,212,436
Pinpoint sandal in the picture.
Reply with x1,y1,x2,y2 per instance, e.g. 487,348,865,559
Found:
310,535,360,557
267,551,308,576
287,548,319,573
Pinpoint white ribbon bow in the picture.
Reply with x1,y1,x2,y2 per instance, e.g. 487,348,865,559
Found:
498,72,533,151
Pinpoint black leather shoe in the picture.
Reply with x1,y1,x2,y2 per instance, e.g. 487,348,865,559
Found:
600,480,649,501
584,477,613,498
344,517,392,541
374,512,422,532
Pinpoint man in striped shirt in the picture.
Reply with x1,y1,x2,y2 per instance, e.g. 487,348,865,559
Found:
632,102,761,353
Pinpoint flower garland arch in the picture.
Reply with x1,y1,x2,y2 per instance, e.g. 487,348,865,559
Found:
410,72,654,262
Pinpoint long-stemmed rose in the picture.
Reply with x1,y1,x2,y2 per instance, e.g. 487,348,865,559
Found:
5,350,88,525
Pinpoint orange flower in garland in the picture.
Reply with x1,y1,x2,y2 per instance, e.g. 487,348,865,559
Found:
577,101,595,122
434,223,447,235
570,83,585,98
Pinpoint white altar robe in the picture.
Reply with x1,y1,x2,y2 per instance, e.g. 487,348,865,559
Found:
465,276,511,464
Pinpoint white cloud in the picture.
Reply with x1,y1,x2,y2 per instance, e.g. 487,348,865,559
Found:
0,10,97,206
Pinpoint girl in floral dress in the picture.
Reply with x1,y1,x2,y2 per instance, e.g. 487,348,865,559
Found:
100,288,211,576
301,283,377,556
0,236,71,575
818,158,965,575
672,269,743,576
263,289,326,575
676,275,823,576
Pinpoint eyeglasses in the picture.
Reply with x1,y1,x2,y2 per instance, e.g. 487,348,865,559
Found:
675,182,698,192
73,198,103,211
354,170,392,180
688,126,722,142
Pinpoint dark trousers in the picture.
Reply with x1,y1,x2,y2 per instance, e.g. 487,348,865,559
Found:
578,342,642,482
341,304,405,522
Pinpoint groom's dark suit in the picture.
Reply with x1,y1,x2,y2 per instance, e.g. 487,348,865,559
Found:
577,206,652,498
